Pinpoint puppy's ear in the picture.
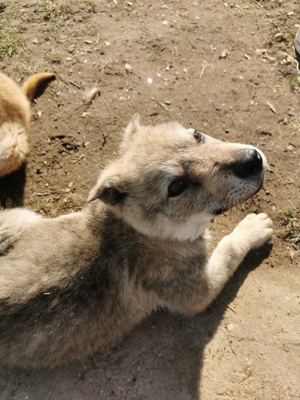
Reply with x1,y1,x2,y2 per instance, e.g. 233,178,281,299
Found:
120,113,141,151
125,113,141,136
87,179,127,205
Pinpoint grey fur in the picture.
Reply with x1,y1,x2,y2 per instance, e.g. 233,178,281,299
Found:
0,115,273,369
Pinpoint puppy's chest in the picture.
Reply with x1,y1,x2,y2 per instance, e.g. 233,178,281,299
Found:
127,238,209,287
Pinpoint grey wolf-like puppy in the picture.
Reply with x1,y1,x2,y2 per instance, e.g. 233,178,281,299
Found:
0,114,273,369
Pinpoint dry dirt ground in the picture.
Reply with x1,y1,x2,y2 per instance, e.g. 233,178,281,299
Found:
0,0,299,399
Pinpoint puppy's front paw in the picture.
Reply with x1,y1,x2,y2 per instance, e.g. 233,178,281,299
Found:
231,213,273,253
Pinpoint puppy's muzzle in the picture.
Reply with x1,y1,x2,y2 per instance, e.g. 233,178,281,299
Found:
233,148,263,178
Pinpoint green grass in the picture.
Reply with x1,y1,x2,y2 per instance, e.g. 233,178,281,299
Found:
0,7,24,59
282,205,300,244
13,61,52,78
37,0,95,21
289,74,300,90
45,50,62,64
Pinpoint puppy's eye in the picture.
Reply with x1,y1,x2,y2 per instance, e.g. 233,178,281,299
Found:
194,130,204,143
168,178,188,197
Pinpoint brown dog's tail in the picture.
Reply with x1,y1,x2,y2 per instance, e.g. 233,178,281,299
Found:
22,72,57,102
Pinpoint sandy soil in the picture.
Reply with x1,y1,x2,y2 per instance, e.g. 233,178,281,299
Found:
0,0,299,399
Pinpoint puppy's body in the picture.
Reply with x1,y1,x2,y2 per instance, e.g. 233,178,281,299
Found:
0,116,273,369
0,72,56,177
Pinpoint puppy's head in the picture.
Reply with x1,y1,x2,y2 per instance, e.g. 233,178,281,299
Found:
88,114,267,241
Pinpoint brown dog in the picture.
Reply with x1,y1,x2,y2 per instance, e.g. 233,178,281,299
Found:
0,115,273,369
0,71,56,177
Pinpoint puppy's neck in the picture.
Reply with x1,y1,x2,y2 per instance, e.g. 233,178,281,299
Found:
86,201,211,244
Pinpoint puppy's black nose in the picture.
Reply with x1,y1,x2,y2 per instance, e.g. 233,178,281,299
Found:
233,148,263,178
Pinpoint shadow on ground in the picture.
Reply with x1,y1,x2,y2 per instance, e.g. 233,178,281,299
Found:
0,165,26,208
0,245,271,400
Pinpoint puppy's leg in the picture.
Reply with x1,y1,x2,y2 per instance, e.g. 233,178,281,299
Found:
151,213,273,316
0,208,42,253
203,213,273,308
